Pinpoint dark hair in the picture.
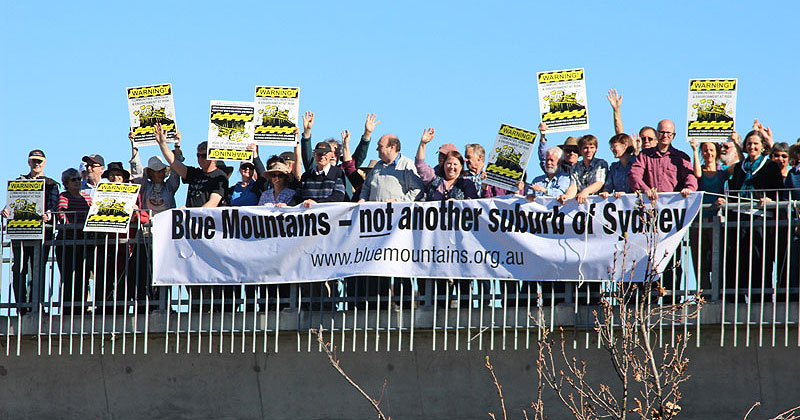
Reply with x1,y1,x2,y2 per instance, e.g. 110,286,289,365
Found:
771,142,789,155
788,143,800,161
639,126,657,137
197,141,208,151
443,150,465,177
266,154,284,167
743,130,771,156
385,135,401,152
61,168,80,185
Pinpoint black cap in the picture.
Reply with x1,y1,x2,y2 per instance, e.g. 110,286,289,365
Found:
279,151,295,162
28,149,46,160
239,161,256,170
82,154,105,167
313,142,332,154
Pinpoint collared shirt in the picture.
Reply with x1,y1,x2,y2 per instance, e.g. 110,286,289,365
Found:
258,188,296,206
604,157,635,194
80,179,100,198
569,158,608,191
528,171,571,198
360,154,424,202
314,164,331,176
628,146,697,192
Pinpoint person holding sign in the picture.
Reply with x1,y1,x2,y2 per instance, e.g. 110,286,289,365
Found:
557,135,608,205
2,150,60,315
154,123,228,208
129,129,183,214
55,168,92,314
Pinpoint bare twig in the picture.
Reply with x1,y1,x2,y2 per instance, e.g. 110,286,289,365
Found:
743,401,761,420
314,327,391,420
485,356,508,420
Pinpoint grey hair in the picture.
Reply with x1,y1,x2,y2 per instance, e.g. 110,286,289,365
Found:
61,168,81,185
545,145,563,161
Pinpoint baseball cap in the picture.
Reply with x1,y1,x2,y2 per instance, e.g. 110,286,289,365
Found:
279,151,295,162
82,154,105,167
313,142,332,154
28,149,46,161
438,143,458,154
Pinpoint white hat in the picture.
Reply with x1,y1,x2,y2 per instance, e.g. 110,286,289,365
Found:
146,156,169,171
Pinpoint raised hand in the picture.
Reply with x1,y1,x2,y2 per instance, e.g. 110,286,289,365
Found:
341,129,351,146
153,123,168,145
762,126,774,147
246,142,258,158
364,113,380,136
128,129,136,143
606,88,623,110
174,129,182,147
689,138,699,152
420,128,435,144
302,111,314,137
538,122,548,134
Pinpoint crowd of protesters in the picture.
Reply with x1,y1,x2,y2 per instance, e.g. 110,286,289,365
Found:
3,89,800,315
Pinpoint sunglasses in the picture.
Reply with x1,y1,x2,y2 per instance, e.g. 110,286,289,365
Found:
196,153,207,158
564,149,579,154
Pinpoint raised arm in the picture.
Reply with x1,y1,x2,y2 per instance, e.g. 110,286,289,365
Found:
537,122,548,171
300,111,314,171
415,128,436,183
353,113,380,167
342,129,353,163
155,123,187,179
129,130,144,181
293,131,302,181
606,89,623,134
689,138,702,178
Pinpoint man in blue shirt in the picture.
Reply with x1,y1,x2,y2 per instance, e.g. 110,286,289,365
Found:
527,146,571,199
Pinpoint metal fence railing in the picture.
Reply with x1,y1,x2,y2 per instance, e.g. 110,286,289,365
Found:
1,194,798,356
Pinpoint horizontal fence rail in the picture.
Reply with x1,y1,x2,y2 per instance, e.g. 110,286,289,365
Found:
1,194,799,356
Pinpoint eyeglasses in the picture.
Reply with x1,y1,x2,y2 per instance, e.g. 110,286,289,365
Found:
641,136,656,142
657,131,675,138
564,149,579,155
196,153,207,158
29,160,43,165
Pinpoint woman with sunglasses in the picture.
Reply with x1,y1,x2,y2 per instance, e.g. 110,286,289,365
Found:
55,168,92,314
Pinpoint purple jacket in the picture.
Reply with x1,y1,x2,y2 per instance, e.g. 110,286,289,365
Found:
628,146,698,192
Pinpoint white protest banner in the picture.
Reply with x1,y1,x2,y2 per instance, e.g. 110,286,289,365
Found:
152,193,702,286
686,78,737,141
254,86,300,146
537,68,589,133
127,83,177,146
83,183,141,234
208,100,255,162
5,179,45,240
484,124,537,191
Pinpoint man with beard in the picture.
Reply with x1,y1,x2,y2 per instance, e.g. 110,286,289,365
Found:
527,146,571,199
719,131,742,171
537,122,579,174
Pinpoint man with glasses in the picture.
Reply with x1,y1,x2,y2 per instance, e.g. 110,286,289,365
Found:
537,122,579,174
81,154,105,197
628,119,697,201
1,149,60,315
293,141,346,207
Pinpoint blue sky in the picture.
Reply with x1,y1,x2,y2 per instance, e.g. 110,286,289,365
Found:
2,1,798,201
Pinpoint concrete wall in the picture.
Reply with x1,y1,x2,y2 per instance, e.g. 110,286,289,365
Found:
1,329,798,420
